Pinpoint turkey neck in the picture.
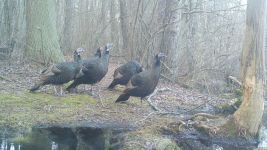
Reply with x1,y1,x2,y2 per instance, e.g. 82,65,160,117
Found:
101,51,110,67
74,54,82,63
151,57,161,80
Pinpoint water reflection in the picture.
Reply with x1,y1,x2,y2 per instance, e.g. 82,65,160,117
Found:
1,140,19,150
1,139,7,150
9,143,14,150
51,142,58,150
258,102,267,148
1,127,123,150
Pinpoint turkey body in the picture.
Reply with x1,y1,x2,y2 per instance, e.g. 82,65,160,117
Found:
30,49,84,93
115,53,166,102
41,62,82,85
108,60,143,89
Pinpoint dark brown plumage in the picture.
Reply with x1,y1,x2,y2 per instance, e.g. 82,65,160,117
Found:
108,60,143,89
30,48,85,95
115,53,166,103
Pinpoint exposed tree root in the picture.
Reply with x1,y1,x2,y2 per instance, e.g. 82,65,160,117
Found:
194,124,219,134
193,113,219,119
146,88,161,111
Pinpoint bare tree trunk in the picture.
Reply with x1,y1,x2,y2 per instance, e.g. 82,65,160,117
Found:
78,0,88,47
11,0,26,60
184,0,195,76
94,0,107,46
55,0,65,51
0,0,19,59
25,0,64,64
157,0,180,79
62,0,74,52
119,0,130,58
109,0,120,54
233,0,266,135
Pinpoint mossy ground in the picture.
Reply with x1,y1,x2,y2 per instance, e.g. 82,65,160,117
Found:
0,90,154,131
0,92,90,129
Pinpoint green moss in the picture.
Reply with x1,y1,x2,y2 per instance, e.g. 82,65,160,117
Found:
234,89,243,97
122,127,180,150
0,91,102,130
156,139,180,150
215,97,243,115
0,89,155,133
234,97,242,107
220,118,238,137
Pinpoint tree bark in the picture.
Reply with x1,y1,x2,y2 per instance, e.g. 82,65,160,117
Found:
0,0,18,58
157,0,180,80
233,0,266,135
62,0,74,52
119,0,130,58
109,0,119,53
25,0,64,64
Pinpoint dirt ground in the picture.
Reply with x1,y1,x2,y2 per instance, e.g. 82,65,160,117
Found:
0,57,232,132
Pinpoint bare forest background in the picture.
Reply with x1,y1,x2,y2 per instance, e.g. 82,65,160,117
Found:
0,0,248,95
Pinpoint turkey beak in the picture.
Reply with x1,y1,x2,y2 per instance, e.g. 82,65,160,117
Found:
141,67,145,72
106,43,113,51
158,53,167,59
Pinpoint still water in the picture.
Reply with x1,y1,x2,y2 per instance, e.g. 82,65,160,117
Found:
1,127,122,150
257,101,267,148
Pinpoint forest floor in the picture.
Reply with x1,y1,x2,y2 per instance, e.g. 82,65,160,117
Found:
0,58,247,149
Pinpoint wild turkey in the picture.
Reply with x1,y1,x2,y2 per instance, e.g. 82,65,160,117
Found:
115,53,166,103
30,48,85,95
66,43,113,92
71,47,102,92
108,60,143,89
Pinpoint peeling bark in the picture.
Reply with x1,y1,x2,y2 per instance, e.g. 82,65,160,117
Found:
233,0,266,135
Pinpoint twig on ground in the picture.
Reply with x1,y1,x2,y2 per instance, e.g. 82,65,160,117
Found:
157,98,214,116
228,75,242,87
136,87,218,124
193,113,218,119
146,87,215,115
146,88,161,111
0,75,26,89
160,74,173,82
146,87,178,111
135,112,156,125
157,87,178,93
0,75,12,82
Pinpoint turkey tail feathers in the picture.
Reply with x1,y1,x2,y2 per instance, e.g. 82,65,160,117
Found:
115,93,130,103
30,82,43,92
108,80,118,89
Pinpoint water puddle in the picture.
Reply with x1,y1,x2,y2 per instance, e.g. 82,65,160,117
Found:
0,127,125,150
257,101,267,148
165,129,258,150
258,126,267,148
